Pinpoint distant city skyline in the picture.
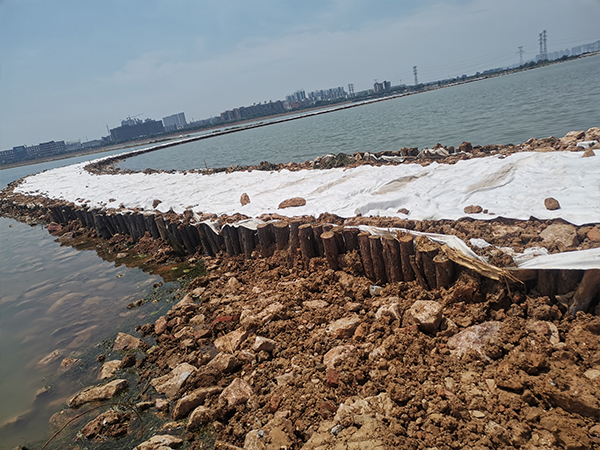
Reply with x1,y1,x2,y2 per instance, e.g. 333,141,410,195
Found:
1,0,599,149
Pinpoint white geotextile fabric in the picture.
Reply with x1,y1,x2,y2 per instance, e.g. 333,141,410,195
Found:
516,247,600,270
16,150,599,226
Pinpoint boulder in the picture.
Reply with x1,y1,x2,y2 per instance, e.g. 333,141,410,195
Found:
583,148,596,157
67,379,129,408
323,345,355,369
561,130,585,144
540,224,578,248
326,315,361,339
154,316,168,335
187,405,214,430
57,357,81,374
112,332,142,352
303,300,330,309
375,303,402,321
134,435,183,450
207,352,241,373
150,363,196,398
219,378,253,408
447,321,502,358
464,205,483,214
240,193,250,206
252,336,276,353
81,410,131,441
585,127,600,141
172,386,222,420
404,300,443,333
98,360,121,379
278,197,306,209
214,328,248,354
544,197,561,211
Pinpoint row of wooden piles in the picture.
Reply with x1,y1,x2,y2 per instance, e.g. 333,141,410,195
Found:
46,204,600,313
47,204,453,290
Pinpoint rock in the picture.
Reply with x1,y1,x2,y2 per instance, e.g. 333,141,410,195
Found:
172,386,222,419
526,321,560,346
57,357,81,374
375,303,402,321
544,197,560,210
112,332,142,352
120,353,136,368
397,208,410,215
99,360,121,379
214,328,248,353
464,205,483,214
323,345,355,369
586,127,600,141
458,141,473,153
36,349,64,368
47,222,62,233
326,368,340,387
155,316,168,334
134,434,183,450
227,277,241,291
219,378,253,408
534,372,600,417
404,300,443,333
67,379,129,408
240,193,250,206
583,148,596,157
447,321,502,358
155,398,169,411
584,368,600,381
257,302,285,324
326,315,361,339
152,199,162,209
561,130,585,144
303,299,330,309
81,410,131,440
150,363,197,398
187,405,214,429
207,353,241,373
540,224,578,248
252,336,276,353
278,197,306,209
588,226,600,241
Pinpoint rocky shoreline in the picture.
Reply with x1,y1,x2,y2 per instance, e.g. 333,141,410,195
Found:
3,130,600,450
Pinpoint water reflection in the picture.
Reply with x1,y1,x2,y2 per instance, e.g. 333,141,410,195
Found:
0,217,168,449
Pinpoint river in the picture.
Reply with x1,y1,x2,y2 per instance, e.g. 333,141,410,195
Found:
0,55,598,449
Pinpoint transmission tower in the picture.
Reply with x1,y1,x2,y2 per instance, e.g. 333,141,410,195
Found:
517,46,525,66
542,30,548,60
413,66,418,85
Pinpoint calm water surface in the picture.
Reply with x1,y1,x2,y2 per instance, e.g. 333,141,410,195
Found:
118,55,600,171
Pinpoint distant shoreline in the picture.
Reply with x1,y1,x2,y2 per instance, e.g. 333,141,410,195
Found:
3,51,598,172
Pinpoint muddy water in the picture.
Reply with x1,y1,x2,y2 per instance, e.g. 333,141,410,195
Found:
0,216,170,449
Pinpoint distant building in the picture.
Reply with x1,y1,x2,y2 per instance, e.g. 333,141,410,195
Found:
307,86,347,101
286,90,306,103
220,101,285,122
373,81,391,94
163,112,187,131
110,118,164,142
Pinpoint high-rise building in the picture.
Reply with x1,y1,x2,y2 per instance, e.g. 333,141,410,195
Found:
163,112,187,131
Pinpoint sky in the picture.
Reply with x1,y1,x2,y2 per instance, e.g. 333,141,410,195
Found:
1,0,599,149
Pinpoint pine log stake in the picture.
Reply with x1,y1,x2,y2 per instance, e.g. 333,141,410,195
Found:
299,224,318,268
222,224,241,256
168,220,189,255
195,224,214,256
288,219,303,269
185,224,204,254
556,270,583,295
331,226,346,254
409,255,429,290
134,212,147,238
537,270,557,298
369,235,387,285
238,225,257,257
257,222,275,257
312,224,325,257
434,253,454,289
200,223,223,256
342,227,360,252
92,212,111,239
321,231,339,271
398,233,416,282
358,232,375,280
154,215,169,241
382,234,403,283
415,236,439,290
273,221,290,251
145,213,161,239
569,269,600,315
178,223,198,254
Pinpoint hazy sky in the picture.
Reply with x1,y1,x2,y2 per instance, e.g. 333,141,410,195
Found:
1,0,598,149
